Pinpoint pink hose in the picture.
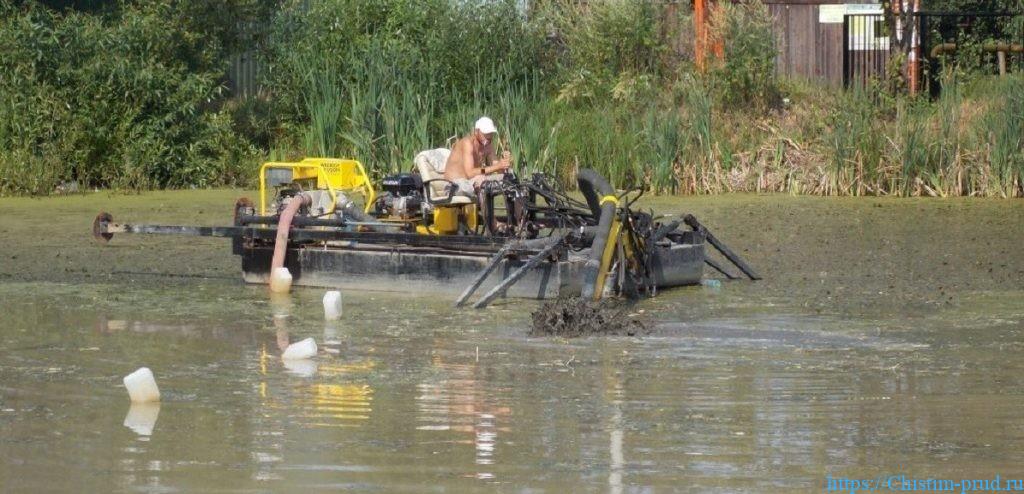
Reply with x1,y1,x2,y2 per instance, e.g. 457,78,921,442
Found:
271,193,311,272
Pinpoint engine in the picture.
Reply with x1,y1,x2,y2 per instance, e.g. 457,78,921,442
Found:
373,173,424,219
272,188,336,217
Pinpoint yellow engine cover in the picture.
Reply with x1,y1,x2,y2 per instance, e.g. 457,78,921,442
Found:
258,158,376,215
432,208,460,234
418,204,478,235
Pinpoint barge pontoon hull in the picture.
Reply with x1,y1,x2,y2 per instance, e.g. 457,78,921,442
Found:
240,234,705,299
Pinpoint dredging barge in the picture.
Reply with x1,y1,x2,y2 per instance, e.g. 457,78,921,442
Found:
94,155,758,307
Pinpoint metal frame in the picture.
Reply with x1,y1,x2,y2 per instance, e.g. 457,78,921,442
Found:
98,220,510,253
843,11,1024,92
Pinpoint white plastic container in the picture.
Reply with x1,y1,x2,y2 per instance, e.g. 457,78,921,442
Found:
123,367,161,403
323,290,343,320
268,267,293,293
123,402,161,436
282,337,317,360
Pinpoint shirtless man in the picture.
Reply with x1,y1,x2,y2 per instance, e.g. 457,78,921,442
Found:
444,116,512,196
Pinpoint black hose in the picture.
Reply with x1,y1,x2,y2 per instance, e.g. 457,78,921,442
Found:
576,169,606,218
576,169,616,299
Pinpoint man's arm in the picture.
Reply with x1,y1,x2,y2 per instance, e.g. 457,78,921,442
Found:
485,146,512,170
461,144,505,178
485,145,498,167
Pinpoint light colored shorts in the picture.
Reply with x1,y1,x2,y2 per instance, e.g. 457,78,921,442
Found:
453,173,504,196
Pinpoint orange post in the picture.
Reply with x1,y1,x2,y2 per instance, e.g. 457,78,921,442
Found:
908,0,921,95
694,0,723,71
694,0,709,71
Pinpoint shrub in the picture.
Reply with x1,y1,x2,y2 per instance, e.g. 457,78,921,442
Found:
707,0,779,108
540,0,666,104
0,2,257,194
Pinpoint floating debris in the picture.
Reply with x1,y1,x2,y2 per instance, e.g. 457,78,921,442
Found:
268,267,292,294
323,290,343,320
123,367,160,403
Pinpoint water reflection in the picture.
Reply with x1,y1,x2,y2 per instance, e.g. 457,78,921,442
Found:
270,293,293,352
292,383,373,427
3,280,1024,491
608,376,624,494
122,402,160,437
92,314,257,347
324,321,341,346
282,358,319,377
416,353,512,481
96,317,198,335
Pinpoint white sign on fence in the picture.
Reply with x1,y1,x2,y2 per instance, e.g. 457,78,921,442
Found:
819,3,884,23
819,5,847,24
819,4,890,51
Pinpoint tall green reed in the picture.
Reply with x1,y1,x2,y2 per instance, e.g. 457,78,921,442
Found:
301,59,345,158
896,100,929,195
828,87,886,195
986,75,1024,196
931,70,962,194
643,106,682,193
677,76,716,192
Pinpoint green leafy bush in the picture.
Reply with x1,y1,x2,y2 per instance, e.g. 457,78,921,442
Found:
1,0,1020,198
708,0,779,108
0,2,257,194
540,0,666,104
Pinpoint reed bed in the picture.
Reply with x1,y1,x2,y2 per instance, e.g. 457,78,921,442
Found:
1,0,1021,197
270,1,1022,198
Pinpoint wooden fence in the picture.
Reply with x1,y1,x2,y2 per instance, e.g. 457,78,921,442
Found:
765,0,847,85
224,0,859,95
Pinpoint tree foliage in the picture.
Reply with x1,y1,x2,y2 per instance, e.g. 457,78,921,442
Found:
0,1,258,194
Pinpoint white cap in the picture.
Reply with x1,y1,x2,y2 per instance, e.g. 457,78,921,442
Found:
474,116,497,135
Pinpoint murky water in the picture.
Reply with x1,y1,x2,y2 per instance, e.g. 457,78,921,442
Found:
1,192,1023,492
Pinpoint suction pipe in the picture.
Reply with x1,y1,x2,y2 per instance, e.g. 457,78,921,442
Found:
271,193,312,272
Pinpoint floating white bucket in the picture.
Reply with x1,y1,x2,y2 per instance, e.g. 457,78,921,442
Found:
282,337,317,360
123,367,160,403
268,267,293,293
323,291,343,320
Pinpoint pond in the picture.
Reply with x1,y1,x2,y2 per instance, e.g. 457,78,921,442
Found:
1,191,1022,492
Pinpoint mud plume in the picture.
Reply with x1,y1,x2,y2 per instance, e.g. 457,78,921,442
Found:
530,298,647,337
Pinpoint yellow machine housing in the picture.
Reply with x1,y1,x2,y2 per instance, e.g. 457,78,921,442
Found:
258,158,375,215
259,157,478,235
418,204,478,235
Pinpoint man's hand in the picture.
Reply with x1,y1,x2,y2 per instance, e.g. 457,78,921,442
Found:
496,151,512,171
